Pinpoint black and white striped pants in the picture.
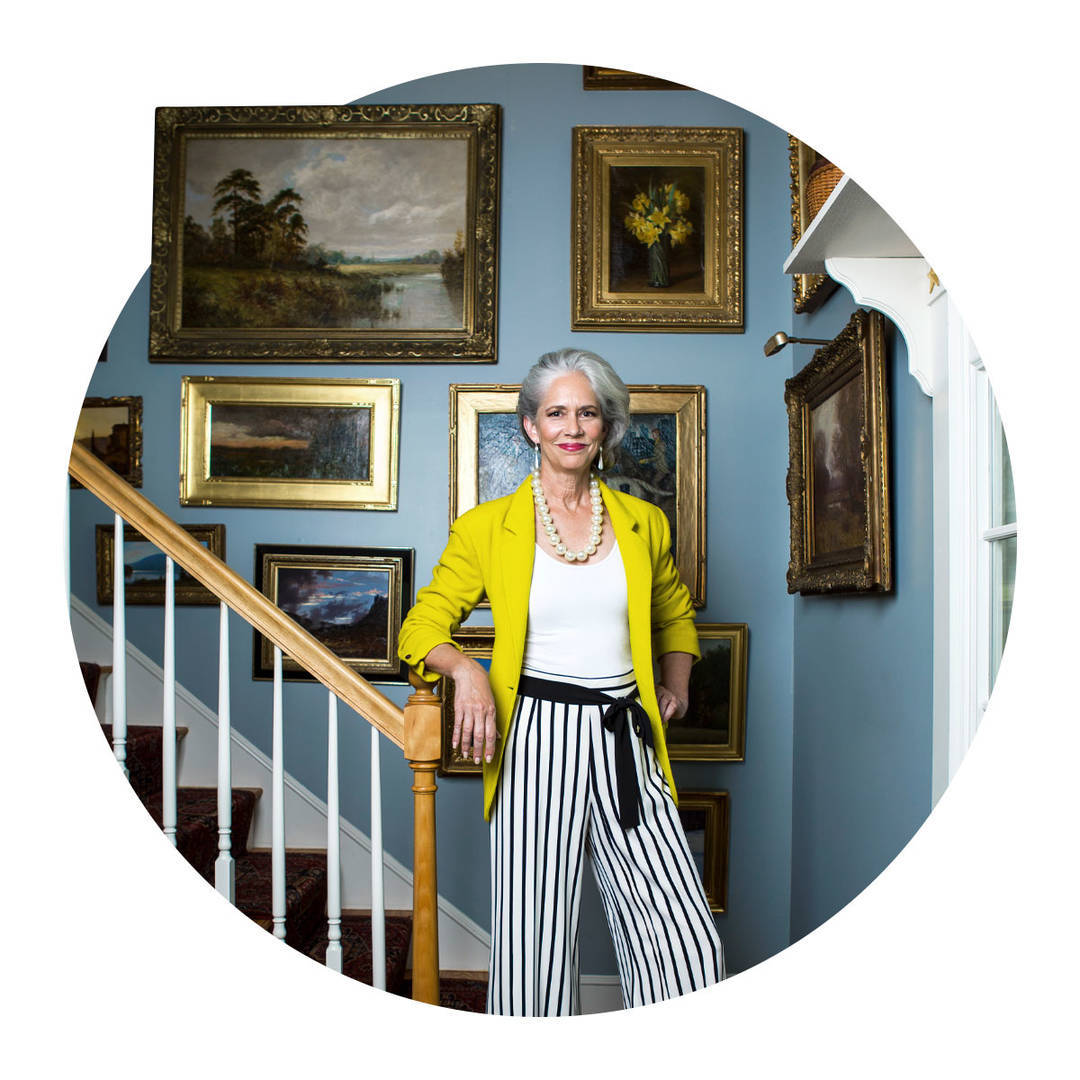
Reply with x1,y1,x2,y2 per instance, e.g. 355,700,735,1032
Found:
486,673,725,1015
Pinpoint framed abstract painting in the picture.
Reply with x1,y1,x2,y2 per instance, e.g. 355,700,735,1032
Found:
449,383,706,605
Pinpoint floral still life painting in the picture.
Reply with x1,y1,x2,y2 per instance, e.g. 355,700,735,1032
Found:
616,173,703,291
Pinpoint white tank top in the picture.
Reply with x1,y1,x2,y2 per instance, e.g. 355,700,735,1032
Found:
521,538,634,686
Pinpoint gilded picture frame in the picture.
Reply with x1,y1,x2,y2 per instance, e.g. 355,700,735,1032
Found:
571,125,743,332
582,67,691,91
179,376,400,510
149,103,501,362
437,627,495,777
664,623,748,761
252,544,413,683
676,790,730,913
95,523,225,605
449,383,707,607
72,396,143,489
784,309,892,594
788,136,840,315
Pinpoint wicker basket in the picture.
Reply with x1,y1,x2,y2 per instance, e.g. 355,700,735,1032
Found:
806,162,844,222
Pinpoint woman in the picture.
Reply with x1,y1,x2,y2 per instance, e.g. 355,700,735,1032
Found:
398,348,724,1015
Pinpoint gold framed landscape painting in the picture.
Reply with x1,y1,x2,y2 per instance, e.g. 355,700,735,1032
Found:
437,627,495,776
784,309,891,594
96,523,225,605
450,383,707,606
179,376,400,510
664,623,748,761
676,790,730,913
788,136,840,314
571,125,743,332
149,103,501,362
252,544,413,684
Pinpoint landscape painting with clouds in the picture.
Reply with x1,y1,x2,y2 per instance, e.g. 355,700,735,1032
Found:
254,546,413,682
181,135,469,332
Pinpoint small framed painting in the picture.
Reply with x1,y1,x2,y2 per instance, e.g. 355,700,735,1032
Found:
436,627,495,777
252,545,413,683
179,376,400,510
664,623,748,761
72,396,143,488
149,103,501,362
784,309,891,594
571,125,743,332
676,790,730,914
96,523,225,605
449,383,706,606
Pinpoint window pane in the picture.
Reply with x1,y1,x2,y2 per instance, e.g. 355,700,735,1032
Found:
991,399,1016,527
990,534,1017,689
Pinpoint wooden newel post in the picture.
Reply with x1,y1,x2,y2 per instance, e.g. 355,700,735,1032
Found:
404,670,442,1005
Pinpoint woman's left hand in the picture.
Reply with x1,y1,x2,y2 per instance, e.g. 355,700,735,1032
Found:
655,683,688,724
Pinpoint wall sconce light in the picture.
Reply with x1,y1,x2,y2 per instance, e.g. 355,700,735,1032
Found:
762,332,832,358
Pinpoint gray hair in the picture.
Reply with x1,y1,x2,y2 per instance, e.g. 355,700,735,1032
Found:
516,348,630,460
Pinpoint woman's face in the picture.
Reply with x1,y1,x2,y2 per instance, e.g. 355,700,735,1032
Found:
523,371,607,476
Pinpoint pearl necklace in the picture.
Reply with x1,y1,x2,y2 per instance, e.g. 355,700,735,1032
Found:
532,469,604,562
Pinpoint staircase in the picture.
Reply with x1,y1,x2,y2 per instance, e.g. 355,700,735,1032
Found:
85,664,486,1010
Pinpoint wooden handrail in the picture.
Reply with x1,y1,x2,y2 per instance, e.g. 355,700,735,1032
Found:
69,441,405,749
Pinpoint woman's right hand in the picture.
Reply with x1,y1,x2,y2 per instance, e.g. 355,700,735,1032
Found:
450,656,498,764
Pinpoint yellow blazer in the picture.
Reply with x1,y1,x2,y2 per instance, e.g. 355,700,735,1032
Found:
398,476,700,820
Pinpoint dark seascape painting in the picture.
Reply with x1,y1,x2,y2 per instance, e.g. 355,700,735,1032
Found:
180,136,468,332
810,372,866,558
275,565,392,665
208,403,371,482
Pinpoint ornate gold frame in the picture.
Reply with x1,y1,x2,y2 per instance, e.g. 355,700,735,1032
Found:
96,523,225,605
788,136,840,314
449,383,707,607
149,103,501,362
665,623,748,761
179,376,400,510
72,396,143,489
571,126,743,332
784,309,891,594
437,627,495,777
582,67,691,91
675,790,730,913
252,544,413,683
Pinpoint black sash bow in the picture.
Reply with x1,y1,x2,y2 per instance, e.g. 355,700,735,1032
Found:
517,674,654,830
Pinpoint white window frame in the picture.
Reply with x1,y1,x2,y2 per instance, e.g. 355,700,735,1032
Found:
931,292,1016,803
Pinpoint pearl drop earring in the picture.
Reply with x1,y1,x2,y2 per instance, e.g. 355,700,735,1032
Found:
597,447,604,472
533,440,540,472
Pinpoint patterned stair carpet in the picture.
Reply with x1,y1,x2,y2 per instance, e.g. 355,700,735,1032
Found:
86,660,486,1010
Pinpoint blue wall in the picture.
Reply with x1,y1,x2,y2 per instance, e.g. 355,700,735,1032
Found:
787,286,934,942
70,62,932,980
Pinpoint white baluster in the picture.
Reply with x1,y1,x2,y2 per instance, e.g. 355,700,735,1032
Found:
162,556,177,845
112,513,128,777
325,692,343,973
371,725,385,992
272,646,286,940
215,602,235,902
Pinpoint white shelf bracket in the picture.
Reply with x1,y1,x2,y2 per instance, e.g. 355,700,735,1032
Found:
825,255,942,398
